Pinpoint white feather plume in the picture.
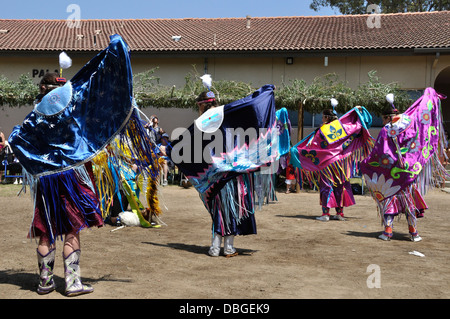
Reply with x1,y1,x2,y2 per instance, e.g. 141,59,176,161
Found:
386,93,394,105
200,74,212,90
59,51,72,70
330,98,338,108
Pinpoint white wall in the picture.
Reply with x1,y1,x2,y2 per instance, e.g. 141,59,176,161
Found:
1,52,449,138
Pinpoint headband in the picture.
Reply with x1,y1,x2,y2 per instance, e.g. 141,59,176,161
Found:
197,98,216,104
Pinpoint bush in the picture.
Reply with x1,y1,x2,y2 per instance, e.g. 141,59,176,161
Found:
1,68,413,115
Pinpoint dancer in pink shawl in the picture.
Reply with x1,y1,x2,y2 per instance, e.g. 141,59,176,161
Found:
290,100,375,221
361,90,449,241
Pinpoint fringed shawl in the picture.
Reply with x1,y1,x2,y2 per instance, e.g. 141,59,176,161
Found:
360,88,449,209
290,106,374,187
168,85,282,233
169,85,278,202
276,107,292,159
9,35,160,243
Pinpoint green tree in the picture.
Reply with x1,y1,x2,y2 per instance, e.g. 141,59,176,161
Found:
310,0,450,14
0,69,413,142
134,65,253,110
0,74,38,108
276,70,411,141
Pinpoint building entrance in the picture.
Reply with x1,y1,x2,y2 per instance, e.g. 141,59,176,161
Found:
435,66,450,131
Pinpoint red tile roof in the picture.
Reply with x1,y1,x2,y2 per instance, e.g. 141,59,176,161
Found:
0,11,449,52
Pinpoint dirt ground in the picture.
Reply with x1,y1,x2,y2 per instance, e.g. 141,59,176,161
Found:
1,182,450,300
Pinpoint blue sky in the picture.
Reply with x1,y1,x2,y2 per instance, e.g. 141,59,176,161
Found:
0,0,339,19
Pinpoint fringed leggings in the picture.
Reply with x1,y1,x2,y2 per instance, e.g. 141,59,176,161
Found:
381,189,427,238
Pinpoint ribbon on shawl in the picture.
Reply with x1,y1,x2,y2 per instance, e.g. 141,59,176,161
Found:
360,87,449,206
290,106,374,187
168,85,281,230
276,107,292,158
9,35,160,243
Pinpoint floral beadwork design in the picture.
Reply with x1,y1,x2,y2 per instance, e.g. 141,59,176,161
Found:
367,153,394,169
385,114,411,138
301,149,320,165
379,154,394,168
420,109,432,125
406,138,420,153
363,172,401,202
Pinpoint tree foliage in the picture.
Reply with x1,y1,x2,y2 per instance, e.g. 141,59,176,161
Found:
276,70,411,115
0,74,38,108
1,68,412,115
134,66,412,115
310,0,450,14
134,65,254,111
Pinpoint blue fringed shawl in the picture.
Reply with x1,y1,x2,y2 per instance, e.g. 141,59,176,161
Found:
9,35,160,243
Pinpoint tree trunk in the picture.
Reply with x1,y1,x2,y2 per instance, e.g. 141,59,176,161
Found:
297,100,304,143
295,100,304,192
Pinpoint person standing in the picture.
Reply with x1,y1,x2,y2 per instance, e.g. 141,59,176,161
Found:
361,90,449,241
157,133,173,186
316,109,355,221
377,107,427,241
9,35,160,296
0,130,6,183
169,83,279,258
0,130,5,151
285,162,297,194
195,91,245,257
290,100,374,222
25,73,101,296
145,115,165,146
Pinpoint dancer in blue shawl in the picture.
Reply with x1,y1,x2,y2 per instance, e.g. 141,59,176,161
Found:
9,35,159,296
169,83,281,257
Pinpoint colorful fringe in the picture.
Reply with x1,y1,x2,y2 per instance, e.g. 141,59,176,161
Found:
203,169,276,237
90,109,161,218
371,184,426,230
298,139,374,189
291,107,375,191
319,177,355,208
22,108,162,243
27,163,103,244
146,178,162,217
120,178,153,228
11,35,162,244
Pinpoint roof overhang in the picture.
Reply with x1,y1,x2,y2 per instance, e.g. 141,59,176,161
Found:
0,48,449,59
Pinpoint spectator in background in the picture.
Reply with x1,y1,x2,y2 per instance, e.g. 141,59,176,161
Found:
285,162,297,194
157,133,173,186
0,130,5,151
0,130,6,183
145,115,165,146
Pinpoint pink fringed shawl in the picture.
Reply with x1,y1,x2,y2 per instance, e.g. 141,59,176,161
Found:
290,106,375,186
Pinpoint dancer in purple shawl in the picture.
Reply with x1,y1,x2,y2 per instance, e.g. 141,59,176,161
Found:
361,89,449,241
290,100,374,221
